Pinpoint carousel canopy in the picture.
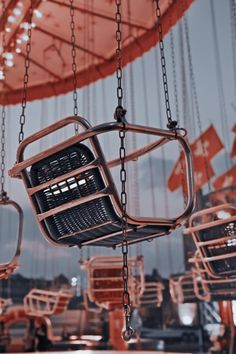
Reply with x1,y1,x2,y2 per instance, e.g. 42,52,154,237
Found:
0,0,193,105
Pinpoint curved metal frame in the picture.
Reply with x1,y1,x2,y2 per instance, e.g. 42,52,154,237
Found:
139,281,164,307
23,288,72,317
9,116,194,247
190,253,236,302
0,198,23,280
185,203,236,278
83,289,103,313
169,272,197,304
81,255,144,310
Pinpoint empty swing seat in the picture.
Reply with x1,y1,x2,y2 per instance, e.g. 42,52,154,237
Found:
169,272,198,304
185,204,236,277
23,288,72,317
81,256,144,310
0,198,23,279
190,253,236,302
9,116,194,248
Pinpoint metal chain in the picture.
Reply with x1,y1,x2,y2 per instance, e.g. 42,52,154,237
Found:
114,0,133,342
18,0,33,144
115,0,123,110
1,0,7,200
69,0,79,130
153,0,177,130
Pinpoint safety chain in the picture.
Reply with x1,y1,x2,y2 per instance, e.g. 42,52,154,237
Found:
69,0,79,128
154,0,177,130
114,0,133,342
1,0,7,201
18,0,33,144
115,0,124,112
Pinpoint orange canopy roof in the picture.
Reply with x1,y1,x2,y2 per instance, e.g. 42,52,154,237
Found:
0,0,194,105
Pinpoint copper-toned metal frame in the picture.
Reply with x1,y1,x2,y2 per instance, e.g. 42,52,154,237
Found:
169,272,197,304
190,253,236,302
81,255,144,310
185,204,236,278
23,288,72,317
9,116,194,248
83,289,103,313
0,198,23,280
139,281,164,307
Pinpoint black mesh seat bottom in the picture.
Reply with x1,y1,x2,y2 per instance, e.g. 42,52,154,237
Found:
205,280,236,301
198,221,236,275
55,224,171,247
209,258,236,276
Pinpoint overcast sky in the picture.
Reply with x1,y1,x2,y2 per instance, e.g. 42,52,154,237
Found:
0,0,235,282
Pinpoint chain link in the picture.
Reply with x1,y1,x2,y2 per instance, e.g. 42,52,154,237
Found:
153,0,177,130
114,0,133,341
18,0,33,143
69,0,79,131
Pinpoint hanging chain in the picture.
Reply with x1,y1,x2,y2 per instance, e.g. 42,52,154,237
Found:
18,0,33,144
1,0,7,200
69,0,79,133
114,0,133,342
154,0,177,130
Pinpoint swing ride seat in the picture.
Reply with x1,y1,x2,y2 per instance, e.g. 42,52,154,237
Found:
190,253,236,302
23,288,72,317
9,116,194,248
0,198,23,279
138,281,164,307
185,204,236,278
81,256,144,310
169,272,198,304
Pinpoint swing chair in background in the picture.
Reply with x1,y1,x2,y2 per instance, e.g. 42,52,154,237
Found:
81,255,144,311
0,0,23,280
0,196,23,279
189,252,236,303
181,3,236,284
23,288,73,317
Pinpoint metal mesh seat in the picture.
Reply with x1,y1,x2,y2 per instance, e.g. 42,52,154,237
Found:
185,204,236,277
9,116,194,248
